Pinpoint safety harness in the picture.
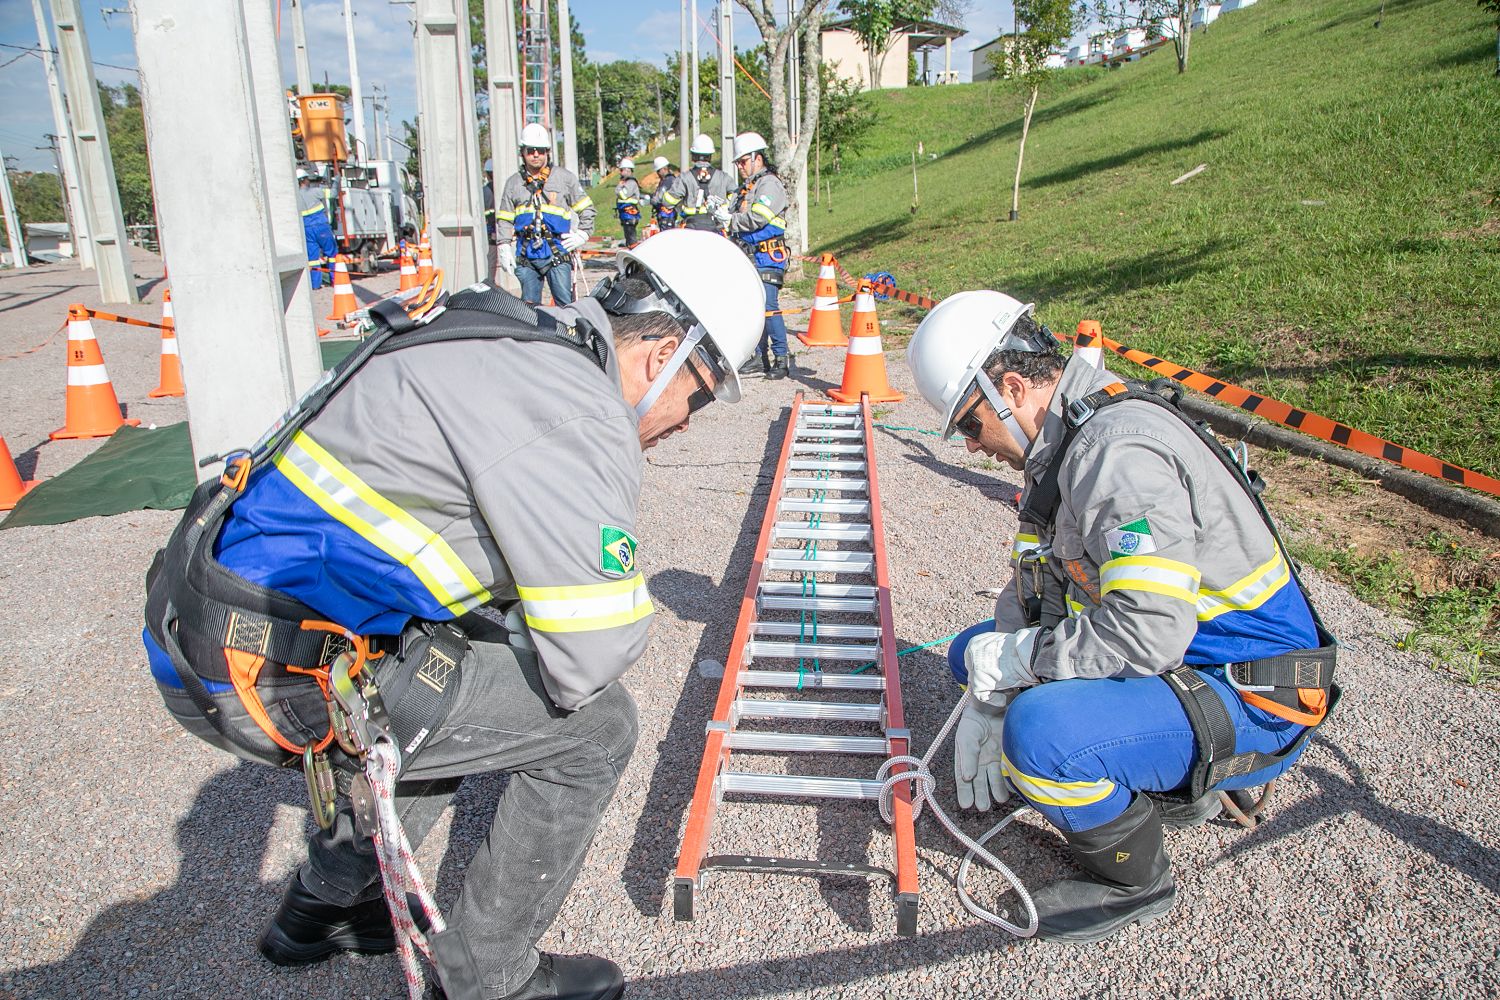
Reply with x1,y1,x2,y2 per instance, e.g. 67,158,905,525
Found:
517,167,567,263
1017,377,1341,800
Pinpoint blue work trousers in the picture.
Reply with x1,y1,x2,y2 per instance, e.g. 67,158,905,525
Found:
303,216,338,289
948,620,1309,833
761,281,788,358
518,260,574,306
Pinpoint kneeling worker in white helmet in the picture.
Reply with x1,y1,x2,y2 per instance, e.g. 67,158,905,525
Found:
495,123,595,306
143,230,766,999
904,293,1339,943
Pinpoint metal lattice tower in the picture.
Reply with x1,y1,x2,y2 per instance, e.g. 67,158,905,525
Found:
520,0,552,128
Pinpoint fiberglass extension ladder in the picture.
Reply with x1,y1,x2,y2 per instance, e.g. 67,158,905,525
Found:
673,393,920,936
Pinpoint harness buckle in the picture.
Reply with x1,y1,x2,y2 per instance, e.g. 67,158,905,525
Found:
1065,396,1096,428
1225,662,1275,693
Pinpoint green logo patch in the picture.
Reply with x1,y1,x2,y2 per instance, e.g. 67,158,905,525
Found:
1105,517,1156,560
600,524,639,575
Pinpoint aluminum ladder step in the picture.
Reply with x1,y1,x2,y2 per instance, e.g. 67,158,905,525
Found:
791,443,865,454
782,477,868,493
779,499,871,514
794,428,862,439
802,404,861,414
737,669,886,690
760,595,877,613
760,582,877,597
724,732,890,755
773,523,873,542
789,459,867,472
734,698,883,722
753,622,881,639
765,556,875,575
749,641,879,661
720,772,885,800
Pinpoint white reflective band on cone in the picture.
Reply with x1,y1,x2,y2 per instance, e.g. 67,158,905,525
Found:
162,339,179,355
633,325,707,420
1075,345,1104,370
68,322,96,341
848,337,883,356
68,364,110,386
812,296,839,309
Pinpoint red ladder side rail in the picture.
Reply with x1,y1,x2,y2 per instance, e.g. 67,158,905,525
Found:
673,391,806,919
862,393,921,935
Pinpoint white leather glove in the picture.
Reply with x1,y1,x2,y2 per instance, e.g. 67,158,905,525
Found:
496,241,516,276
955,698,1010,811
560,230,589,252
712,205,732,228
964,625,1042,707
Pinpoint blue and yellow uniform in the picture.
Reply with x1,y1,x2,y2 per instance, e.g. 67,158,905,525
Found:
727,169,791,362
299,183,337,290
495,165,595,306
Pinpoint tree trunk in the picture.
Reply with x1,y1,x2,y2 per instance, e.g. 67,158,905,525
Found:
1010,85,1038,220
1495,24,1499,76
1176,0,1192,73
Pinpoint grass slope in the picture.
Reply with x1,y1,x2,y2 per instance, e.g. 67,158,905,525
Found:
805,0,1500,482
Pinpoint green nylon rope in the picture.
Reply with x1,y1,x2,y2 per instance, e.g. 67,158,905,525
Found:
848,629,965,675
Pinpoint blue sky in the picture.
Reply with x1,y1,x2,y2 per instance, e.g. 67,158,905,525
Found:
0,0,1032,176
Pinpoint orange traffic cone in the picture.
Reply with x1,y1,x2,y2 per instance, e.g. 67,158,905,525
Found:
50,304,141,440
1074,319,1105,370
798,253,848,347
0,435,39,512
416,233,433,287
325,255,357,322
397,245,418,291
148,289,185,398
828,281,904,404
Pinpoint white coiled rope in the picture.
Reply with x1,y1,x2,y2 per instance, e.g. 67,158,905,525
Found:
875,689,1039,938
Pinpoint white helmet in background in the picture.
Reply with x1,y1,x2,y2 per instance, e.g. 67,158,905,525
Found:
295,167,309,180
482,158,494,172
733,132,768,161
652,156,670,173
519,122,552,150
599,229,764,415
690,134,715,157
905,290,1046,439
619,157,635,170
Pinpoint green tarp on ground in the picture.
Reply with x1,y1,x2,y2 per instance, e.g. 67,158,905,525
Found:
320,340,360,369
0,422,196,529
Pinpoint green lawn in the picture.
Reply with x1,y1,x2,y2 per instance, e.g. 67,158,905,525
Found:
802,0,1500,482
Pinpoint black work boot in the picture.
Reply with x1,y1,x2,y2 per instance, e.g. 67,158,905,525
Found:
1034,793,1176,944
1148,789,1223,831
738,352,768,376
257,871,427,967
489,953,625,1000
766,353,790,380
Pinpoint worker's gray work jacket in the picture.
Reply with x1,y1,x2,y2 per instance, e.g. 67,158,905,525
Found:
994,354,1320,679
495,166,596,263
677,165,733,227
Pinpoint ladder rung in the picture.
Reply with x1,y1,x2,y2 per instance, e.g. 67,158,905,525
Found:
752,622,881,638
782,477,868,492
779,499,871,514
760,595,877,613
725,732,889,755
791,443,864,454
735,698,883,722
793,428,862,439
802,404,862,414
749,641,880,661
721,772,885,800
789,460,867,472
760,582,878,597
773,523,873,542
765,558,874,575
737,669,886,690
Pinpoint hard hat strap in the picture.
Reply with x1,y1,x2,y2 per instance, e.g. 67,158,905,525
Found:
976,370,1033,453
633,325,707,420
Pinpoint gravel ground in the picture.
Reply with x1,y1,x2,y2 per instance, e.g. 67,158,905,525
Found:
2,255,1497,999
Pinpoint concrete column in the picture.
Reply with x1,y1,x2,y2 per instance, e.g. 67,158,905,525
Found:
243,0,323,397
690,0,700,140
484,0,523,294
343,0,369,163
556,0,578,173
718,1,735,172
678,0,689,170
51,0,138,303
290,0,313,95
130,0,305,479
415,0,487,287
32,0,92,271
0,138,28,270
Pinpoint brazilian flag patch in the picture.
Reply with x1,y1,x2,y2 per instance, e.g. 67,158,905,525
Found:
600,524,639,575
1105,517,1156,560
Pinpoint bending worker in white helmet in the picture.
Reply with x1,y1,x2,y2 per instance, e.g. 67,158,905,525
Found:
904,292,1339,943
614,157,643,247
677,135,732,234
143,231,767,1000
649,155,685,231
494,123,595,306
715,132,791,380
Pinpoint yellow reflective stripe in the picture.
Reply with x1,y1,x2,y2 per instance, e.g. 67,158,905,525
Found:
540,205,572,218
518,574,653,633
1196,548,1291,621
1002,753,1116,807
571,194,593,212
662,189,683,206
275,431,491,616
496,209,517,222
1099,555,1201,605
1011,532,1046,563
1067,598,1085,619
751,204,787,228
301,205,325,216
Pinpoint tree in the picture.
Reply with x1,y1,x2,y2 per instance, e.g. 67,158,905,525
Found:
837,0,934,89
1480,0,1500,76
8,169,64,232
816,61,879,173
1094,0,1193,73
993,0,1082,220
97,83,154,226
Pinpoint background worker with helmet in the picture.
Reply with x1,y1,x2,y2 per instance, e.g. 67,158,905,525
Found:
494,122,595,306
297,167,337,290
649,155,685,231
678,135,733,233
482,157,499,280
904,293,1339,945
614,157,643,247
142,230,766,1000
717,131,791,381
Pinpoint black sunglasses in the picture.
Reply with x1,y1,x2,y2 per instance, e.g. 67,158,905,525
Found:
685,354,716,415
953,389,986,441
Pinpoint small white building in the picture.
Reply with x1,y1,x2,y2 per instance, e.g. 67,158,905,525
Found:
972,34,1067,80
1219,0,1258,11
24,222,72,261
1192,4,1223,28
1111,28,1149,58
822,17,966,90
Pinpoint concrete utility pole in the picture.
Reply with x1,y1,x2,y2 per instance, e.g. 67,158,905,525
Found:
414,0,487,286
594,66,605,175
789,0,807,256
718,1,735,171
678,0,690,169
290,0,313,95
483,0,521,180
50,0,137,303
131,0,323,479
690,0,700,140
343,0,368,163
556,0,578,173
0,139,29,270
32,0,92,271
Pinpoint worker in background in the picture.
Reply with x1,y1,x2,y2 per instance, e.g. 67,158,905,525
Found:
482,157,498,281
904,292,1338,944
714,132,790,381
677,135,732,234
649,155,685,231
615,157,643,247
494,123,595,306
144,230,767,1000
298,168,337,290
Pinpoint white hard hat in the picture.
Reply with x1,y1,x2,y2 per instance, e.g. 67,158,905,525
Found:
690,134,715,156
905,290,1040,439
733,132,768,160
483,158,494,172
652,156,670,172
619,157,635,170
295,167,308,180
604,229,764,412
519,122,551,149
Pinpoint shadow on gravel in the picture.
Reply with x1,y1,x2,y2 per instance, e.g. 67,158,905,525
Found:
874,426,1020,507
0,284,77,314
1221,738,1499,895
